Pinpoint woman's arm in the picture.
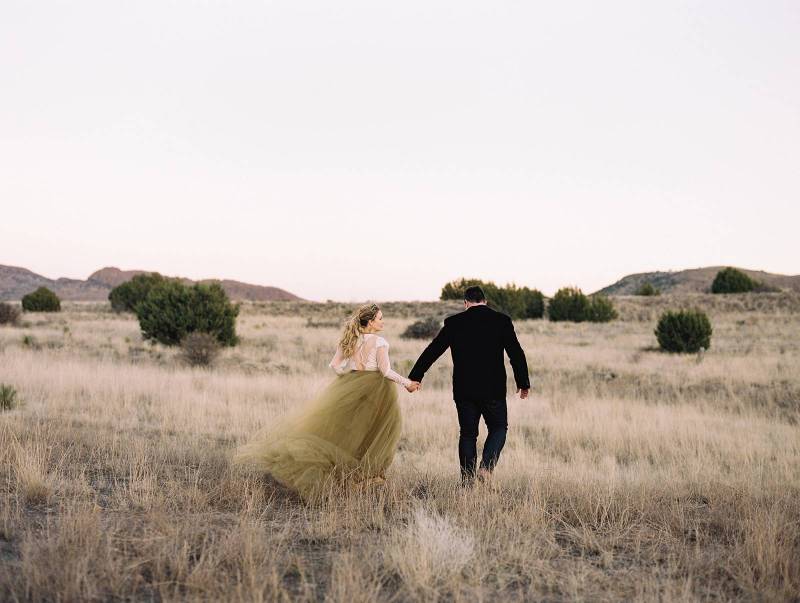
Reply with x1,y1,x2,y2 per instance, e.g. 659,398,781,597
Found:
376,345,412,387
329,346,347,375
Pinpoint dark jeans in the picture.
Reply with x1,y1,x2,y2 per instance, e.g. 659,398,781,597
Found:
455,398,508,482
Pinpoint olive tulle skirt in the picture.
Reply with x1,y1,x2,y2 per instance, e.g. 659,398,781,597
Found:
232,370,402,501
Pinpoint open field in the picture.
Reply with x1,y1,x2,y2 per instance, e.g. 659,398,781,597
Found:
1,295,799,601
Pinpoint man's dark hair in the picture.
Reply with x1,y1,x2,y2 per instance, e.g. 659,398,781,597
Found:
464,286,486,303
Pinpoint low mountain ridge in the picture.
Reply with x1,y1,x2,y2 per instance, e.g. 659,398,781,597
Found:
0,265,303,302
595,266,800,295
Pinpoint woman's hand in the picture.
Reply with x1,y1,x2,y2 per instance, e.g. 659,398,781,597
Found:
405,381,421,393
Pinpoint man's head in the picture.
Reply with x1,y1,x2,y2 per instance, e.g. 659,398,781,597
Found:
464,286,487,308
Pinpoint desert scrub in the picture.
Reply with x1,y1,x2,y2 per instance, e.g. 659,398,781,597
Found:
0,384,18,410
21,287,61,312
547,287,591,322
0,302,21,325
108,272,167,313
440,278,545,319
635,282,660,296
655,309,713,353
402,317,442,339
586,294,618,322
180,332,220,367
136,281,240,346
712,267,757,294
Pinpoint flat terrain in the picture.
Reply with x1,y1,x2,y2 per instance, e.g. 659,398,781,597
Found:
1,295,799,601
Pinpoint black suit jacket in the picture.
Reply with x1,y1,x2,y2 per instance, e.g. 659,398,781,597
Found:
408,305,530,401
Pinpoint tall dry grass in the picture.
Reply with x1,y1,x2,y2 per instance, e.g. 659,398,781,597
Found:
0,297,798,601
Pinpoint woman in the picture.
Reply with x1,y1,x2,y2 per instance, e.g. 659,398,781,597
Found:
233,303,419,501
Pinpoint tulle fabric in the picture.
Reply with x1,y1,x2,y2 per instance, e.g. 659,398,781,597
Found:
233,370,402,501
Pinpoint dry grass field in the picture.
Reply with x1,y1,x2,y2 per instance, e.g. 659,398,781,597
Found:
1,294,799,601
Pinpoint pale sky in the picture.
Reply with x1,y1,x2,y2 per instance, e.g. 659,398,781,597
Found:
2,1,798,301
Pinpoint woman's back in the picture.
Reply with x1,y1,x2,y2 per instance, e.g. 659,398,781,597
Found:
330,334,410,386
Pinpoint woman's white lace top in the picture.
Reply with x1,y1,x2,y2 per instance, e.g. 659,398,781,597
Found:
329,334,411,387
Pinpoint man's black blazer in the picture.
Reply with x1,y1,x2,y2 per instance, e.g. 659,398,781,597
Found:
408,305,530,402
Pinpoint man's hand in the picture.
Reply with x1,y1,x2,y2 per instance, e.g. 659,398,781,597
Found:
517,388,530,399
405,381,421,393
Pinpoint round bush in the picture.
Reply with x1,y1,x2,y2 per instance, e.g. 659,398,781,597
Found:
547,287,591,322
136,281,239,347
586,295,618,322
635,282,660,296
0,302,21,325
655,309,712,353
109,273,166,313
402,317,442,339
21,287,61,312
711,267,756,294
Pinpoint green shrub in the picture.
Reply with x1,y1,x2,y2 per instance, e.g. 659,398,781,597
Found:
21,287,61,312
635,282,660,296
136,281,240,347
402,317,442,339
655,309,712,353
519,287,545,319
0,302,21,325
547,287,591,322
440,278,490,301
711,267,756,294
109,273,167,313
0,384,18,411
440,278,544,319
586,295,618,322
180,332,221,367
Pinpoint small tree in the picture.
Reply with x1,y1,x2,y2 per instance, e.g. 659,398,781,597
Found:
586,295,618,322
440,278,491,301
520,287,545,319
489,284,524,318
440,278,544,320
0,302,21,325
655,309,712,353
402,317,442,339
136,281,239,347
711,268,756,294
547,287,591,322
109,273,167,313
21,287,61,312
635,282,660,296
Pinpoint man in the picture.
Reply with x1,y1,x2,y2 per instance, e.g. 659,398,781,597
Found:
407,286,530,485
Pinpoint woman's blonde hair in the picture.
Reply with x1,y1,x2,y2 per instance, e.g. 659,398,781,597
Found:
338,303,380,358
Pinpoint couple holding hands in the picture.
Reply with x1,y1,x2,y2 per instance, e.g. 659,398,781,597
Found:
234,286,530,500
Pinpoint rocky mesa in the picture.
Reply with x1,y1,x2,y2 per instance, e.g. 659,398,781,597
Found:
595,266,800,295
0,265,303,302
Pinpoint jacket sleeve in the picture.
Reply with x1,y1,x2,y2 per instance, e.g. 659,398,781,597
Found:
503,316,530,389
408,321,451,382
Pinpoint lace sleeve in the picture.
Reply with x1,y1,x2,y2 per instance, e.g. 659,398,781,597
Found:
329,346,347,375
376,344,411,387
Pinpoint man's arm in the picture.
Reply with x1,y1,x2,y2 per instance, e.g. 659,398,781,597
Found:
503,316,530,393
408,321,451,383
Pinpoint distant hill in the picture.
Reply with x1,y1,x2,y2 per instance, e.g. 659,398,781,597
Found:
0,265,303,302
595,266,800,296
